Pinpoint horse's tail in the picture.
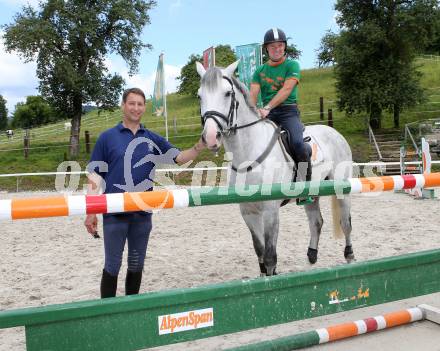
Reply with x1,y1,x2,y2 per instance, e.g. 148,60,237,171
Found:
331,195,344,239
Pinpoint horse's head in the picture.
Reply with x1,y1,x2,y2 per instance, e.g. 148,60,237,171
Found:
196,60,240,151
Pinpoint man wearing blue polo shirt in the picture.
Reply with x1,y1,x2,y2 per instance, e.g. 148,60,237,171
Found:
84,87,205,298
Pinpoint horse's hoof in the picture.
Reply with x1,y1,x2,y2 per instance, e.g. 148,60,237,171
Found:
307,247,318,264
344,245,355,263
345,255,356,263
259,262,267,275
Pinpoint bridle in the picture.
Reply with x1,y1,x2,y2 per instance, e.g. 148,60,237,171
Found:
200,75,281,173
201,76,265,136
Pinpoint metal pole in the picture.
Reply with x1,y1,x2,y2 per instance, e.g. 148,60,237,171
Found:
163,53,169,141
164,92,169,141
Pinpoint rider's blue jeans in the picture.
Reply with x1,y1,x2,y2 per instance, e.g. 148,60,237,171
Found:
268,104,311,162
103,212,152,276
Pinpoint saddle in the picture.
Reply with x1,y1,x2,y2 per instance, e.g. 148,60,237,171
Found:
279,128,311,162
279,128,312,207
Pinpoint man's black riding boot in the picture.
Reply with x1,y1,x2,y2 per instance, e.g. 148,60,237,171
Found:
296,159,314,206
101,269,118,298
125,270,143,295
306,158,312,182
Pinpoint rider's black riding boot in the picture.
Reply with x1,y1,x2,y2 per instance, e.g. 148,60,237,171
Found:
101,269,118,298
125,269,143,295
306,158,312,182
296,158,314,206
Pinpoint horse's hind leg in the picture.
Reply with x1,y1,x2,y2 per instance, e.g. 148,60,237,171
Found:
338,197,355,263
304,198,324,264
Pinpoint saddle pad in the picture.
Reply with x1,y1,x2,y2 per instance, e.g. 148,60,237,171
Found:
306,134,324,166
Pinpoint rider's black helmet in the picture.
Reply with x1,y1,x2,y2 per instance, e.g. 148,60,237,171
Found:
263,28,287,46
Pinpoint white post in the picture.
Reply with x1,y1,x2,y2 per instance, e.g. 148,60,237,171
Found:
421,137,431,174
163,53,169,141
164,89,169,141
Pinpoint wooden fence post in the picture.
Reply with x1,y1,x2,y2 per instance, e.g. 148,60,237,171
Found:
85,131,90,154
24,129,30,159
328,109,333,128
320,97,324,120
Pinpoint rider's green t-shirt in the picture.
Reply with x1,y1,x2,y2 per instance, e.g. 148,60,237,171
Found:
251,57,300,106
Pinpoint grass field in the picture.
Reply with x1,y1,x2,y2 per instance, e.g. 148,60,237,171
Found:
0,59,439,191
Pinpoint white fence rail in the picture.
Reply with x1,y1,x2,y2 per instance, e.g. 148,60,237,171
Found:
2,161,440,192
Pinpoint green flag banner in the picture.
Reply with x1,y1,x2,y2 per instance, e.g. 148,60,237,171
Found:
235,43,263,106
235,43,262,88
152,54,165,117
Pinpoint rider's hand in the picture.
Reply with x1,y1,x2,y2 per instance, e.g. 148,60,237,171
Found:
258,108,270,119
84,214,98,237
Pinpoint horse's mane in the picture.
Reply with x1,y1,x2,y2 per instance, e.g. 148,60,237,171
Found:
230,76,259,115
201,67,258,116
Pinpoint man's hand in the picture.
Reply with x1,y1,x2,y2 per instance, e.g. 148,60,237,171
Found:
258,108,271,119
84,214,98,237
193,138,206,152
175,138,206,164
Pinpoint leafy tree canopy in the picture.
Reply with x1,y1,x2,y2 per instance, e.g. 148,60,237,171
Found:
2,0,156,155
0,95,8,131
320,0,439,129
11,96,57,129
177,45,236,97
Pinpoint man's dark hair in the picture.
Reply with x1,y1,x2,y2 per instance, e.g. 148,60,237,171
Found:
122,88,146,103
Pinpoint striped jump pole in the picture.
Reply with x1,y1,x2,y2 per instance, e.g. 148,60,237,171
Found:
1,172,440,221
226,307,426,351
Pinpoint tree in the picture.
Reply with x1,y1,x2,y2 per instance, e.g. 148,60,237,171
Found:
11,96,57,129
0,95,8,131
214,44,238,67
2,0,156,156
316,31,339,67
424,8,440,54
177,54,203,97
326,0,439,129
177,45,237,97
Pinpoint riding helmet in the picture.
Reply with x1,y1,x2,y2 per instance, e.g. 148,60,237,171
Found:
263,28,287,45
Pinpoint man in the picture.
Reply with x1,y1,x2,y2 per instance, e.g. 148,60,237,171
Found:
84,87,205,298
249,28,312,205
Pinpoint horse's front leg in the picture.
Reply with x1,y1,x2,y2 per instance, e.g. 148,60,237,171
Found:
304,198,324,264
262,204,280,276
240,204,266,276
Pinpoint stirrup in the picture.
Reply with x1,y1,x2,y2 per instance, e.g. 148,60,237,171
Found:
296,196,314,206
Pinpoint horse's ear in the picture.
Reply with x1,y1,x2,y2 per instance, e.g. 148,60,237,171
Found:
224,60,240,77
196,61,206,78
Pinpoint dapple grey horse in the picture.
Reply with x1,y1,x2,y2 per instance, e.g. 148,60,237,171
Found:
197,61,354,276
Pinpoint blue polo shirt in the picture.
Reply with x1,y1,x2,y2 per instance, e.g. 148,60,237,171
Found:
88,122,180,194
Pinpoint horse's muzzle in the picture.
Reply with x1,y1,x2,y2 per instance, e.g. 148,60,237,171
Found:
202,121,222,151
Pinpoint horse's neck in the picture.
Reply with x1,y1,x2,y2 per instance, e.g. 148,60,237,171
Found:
223,101,274,163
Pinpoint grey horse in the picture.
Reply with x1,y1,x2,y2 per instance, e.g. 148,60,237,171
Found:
197,61,354,276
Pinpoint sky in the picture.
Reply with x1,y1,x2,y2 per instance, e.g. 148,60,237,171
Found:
0,0,339,114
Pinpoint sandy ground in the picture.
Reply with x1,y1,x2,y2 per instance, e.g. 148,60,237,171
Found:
0,190,439,350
